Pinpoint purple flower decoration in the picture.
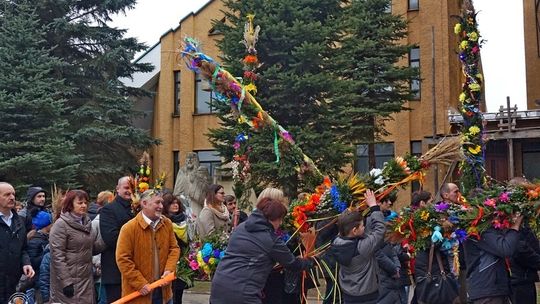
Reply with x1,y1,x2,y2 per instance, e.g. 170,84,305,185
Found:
499,192,510,203
233,141,241,150
203,255,210,263
280,131,294,143
454,229,467,243
435,202,450,212
229,82,241,92
213,249,221,259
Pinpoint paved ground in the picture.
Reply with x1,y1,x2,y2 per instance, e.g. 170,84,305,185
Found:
183,292,210,303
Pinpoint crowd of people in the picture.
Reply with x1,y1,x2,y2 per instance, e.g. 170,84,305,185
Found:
0,178,539,304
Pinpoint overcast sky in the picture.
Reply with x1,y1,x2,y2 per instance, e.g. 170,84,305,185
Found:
110,0,527,112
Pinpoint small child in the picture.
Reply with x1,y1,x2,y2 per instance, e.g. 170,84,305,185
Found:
331,189,386,304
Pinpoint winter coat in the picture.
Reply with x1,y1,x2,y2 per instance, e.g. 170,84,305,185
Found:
376,242,401,304
196,205,230,239
397,244,412,287
116,212,180,304
39,246,51,303
510,226,540,286
99,196,134,284
464,227,519,301
26,230,49,271
0,210,31,303
210,209,312,304
88,202,101,221
315,218,339,278
331,207,385,300
49,212,99,304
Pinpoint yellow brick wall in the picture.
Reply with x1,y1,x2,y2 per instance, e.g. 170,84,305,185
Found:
152,0,464,200
523,0,540,109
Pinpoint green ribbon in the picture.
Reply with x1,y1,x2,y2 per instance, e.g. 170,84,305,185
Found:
274,129,280,163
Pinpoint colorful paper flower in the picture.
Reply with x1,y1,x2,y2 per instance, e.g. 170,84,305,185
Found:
454,23,462,34
468,31,479,41
468,83,481,91
468,145,481,155
468,126,480,135
483,198,497,208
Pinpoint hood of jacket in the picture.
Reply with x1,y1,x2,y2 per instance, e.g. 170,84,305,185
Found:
332,236,360,266
59,212,92,233
244,209,274,233
26,186,46,204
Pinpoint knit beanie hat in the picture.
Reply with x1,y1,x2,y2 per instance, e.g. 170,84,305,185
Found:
32,211,52,230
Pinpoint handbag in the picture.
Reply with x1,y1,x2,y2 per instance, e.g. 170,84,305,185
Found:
415,244,461,304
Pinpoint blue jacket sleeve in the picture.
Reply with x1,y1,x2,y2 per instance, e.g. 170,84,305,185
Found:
39,251,51,302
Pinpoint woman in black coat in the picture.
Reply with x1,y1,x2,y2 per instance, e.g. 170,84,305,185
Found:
162,192,188,304
210,197,313,304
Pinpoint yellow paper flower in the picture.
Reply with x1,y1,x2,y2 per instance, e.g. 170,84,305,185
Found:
454,23,462,34
460,40,468,50
468,145,481,155
420,228,431,238
244,83,257,94
468,83,481,91
468,31,478,41
459,92,466,102
238,115,248,124
420,210,429,221
468,126,480,135
209,257,216,265
475,73,483,81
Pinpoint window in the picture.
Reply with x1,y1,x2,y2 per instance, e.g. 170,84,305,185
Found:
523,141,540,180
409,47,420,100
173,71,180,116
411,141,422,192
173,151,180,185
197,150,221,177
408,0,419,11
384,2,392,13
195,75,215,114
355,143,395,173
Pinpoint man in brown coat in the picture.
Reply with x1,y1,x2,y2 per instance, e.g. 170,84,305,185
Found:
116,189,180,304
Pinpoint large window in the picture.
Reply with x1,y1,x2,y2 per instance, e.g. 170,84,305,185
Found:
195,75,215,114
197,150,221,177
409,47,421,100
523,141,540,180
173,71,180,116
173,151,180,185
355,143,395,173
408,0,419,11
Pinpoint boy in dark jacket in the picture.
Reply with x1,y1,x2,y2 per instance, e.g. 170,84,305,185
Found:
510,224,540,304
331,189,385,304
464,214,522,304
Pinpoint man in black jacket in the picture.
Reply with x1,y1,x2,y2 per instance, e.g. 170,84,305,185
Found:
510,224,540,304
99,176,134,303
0,182,34,303
464,214,522,304
18,186,47,232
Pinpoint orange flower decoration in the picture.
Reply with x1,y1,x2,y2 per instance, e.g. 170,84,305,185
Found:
243,55,259,65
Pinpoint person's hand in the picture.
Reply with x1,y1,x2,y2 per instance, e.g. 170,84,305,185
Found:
160,271,173,286
62,284,74,298
23,265,35,279
365,189,377,207
139,284,151,296
234,209,240,217
510,212,524,230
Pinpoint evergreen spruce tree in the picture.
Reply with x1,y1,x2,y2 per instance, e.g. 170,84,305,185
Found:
0,0,80,193
331,0,419,150
32,0,157,192
209,0,351,198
